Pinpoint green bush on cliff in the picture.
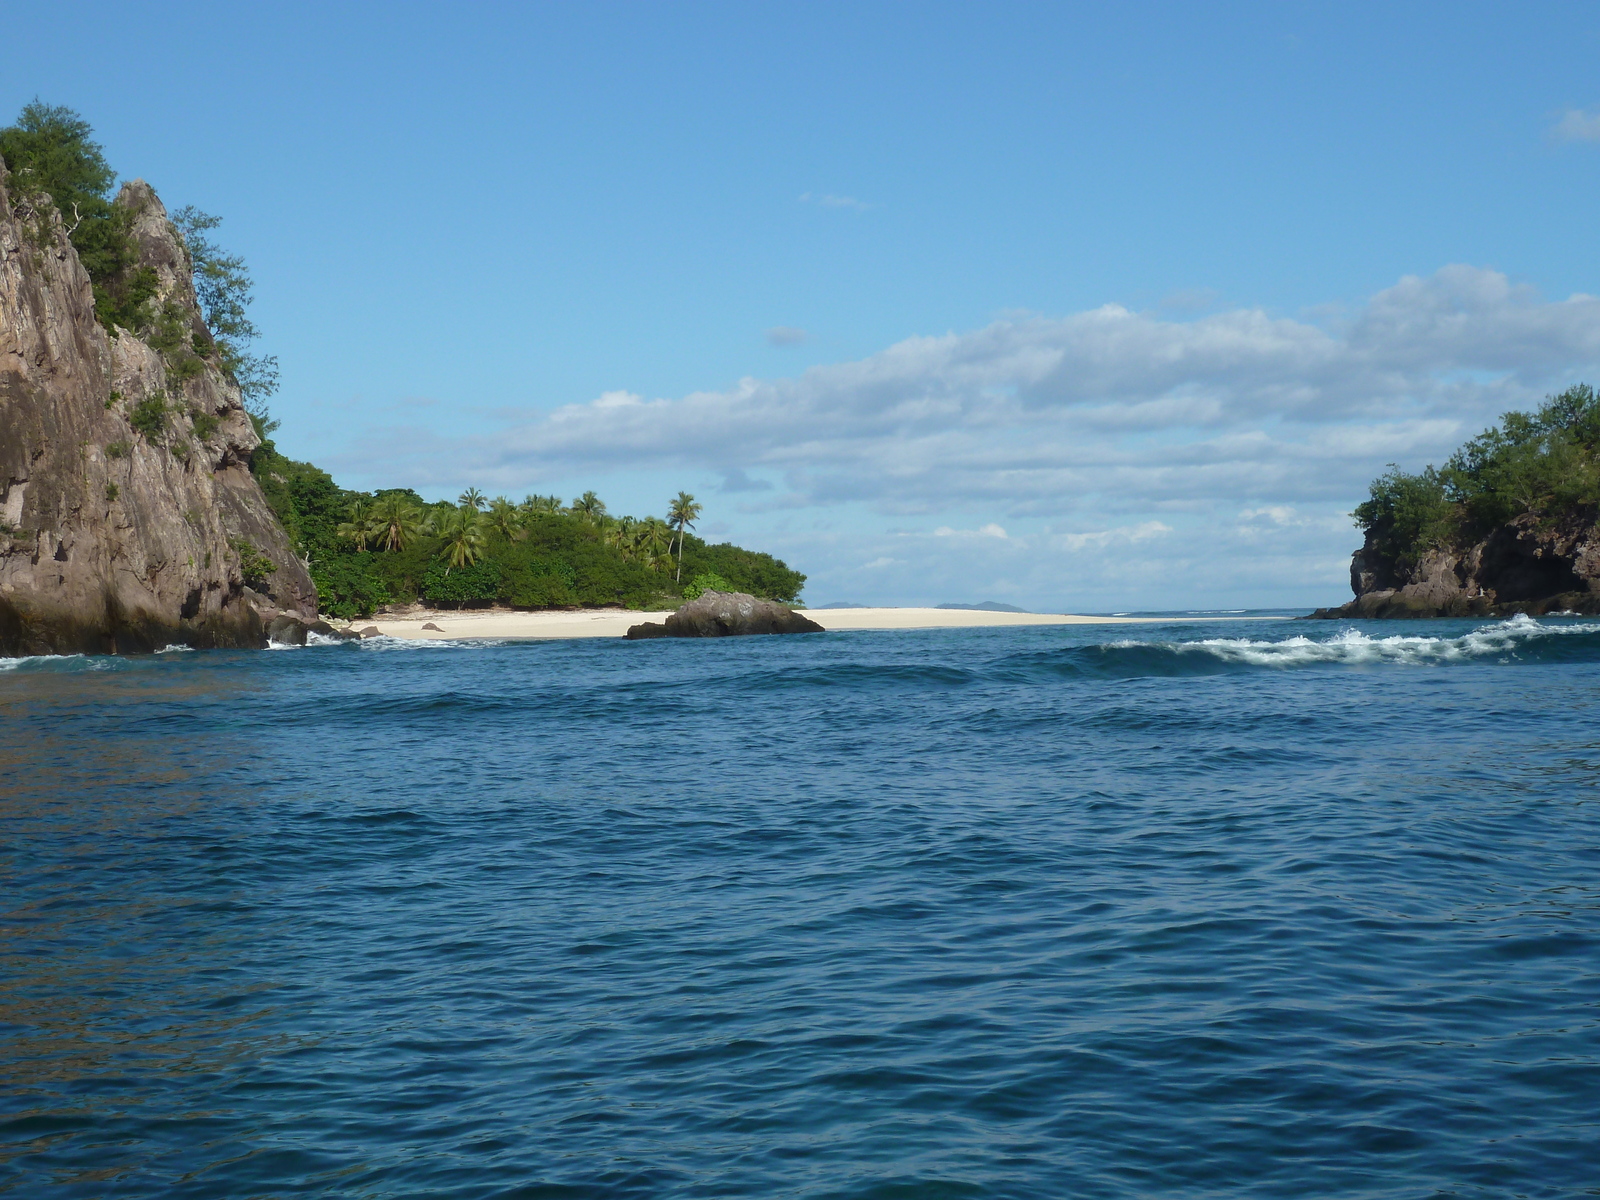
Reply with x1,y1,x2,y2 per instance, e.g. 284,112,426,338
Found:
1354,384,1600,564
2,102,281,430
0,102,156,332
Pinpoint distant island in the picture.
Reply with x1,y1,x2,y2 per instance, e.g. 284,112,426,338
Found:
0,104,803,655
1312,384,1600,618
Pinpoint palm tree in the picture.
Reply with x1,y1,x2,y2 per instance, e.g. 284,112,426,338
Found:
370,493,426,552
487,496,522,541
459,487,486,511
570,490,607,522
520,493,563,517
337,499,372,551
667,491,703,582
638,516,673,571
434,506,489,570
604,516,638,560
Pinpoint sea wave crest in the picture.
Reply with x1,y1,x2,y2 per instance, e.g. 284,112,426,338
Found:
1116,613,1600,670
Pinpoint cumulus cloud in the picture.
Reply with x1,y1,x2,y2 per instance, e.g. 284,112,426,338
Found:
1553,108,1600,142
430,265,1600,517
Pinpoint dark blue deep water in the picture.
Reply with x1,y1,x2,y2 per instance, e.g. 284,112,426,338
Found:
3,615,1599,1198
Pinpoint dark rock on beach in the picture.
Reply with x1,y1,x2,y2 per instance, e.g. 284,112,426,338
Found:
626,590,825,639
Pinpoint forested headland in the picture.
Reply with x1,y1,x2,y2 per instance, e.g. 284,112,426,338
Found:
1352,384,1600,567
1319,384,1600,618
1,99,804,623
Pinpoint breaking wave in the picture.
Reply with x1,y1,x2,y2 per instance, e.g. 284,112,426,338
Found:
1110,614,1600,672
988,614,1600,681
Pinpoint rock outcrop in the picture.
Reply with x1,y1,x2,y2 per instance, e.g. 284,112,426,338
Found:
626,590,825,639
0,161,315,655
1308,508,1600,619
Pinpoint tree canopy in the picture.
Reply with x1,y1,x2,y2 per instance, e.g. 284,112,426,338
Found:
0,100,153,330
1353,384,1600,566
249,439,806,618
1,102,280,427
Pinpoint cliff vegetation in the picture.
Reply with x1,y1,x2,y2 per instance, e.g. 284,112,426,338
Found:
1316,384,1600,618
0,102,313,654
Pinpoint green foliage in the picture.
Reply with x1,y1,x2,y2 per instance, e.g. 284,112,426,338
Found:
681,571,733,600
0,102,153,333
681,540,806,603
1351,465,1454,568
230,538,275,587
105,440,128,459
1354,384,1600,565
433,506,490,567
310,553,391,619
421,559,501,605
171,206,279,424
128,395,167,440
191,410,219,440
104,483,118,502
248,446,805,615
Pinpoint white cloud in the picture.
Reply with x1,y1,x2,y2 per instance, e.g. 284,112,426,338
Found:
1049,521,1172,552
766,326,808,346
1553,108,1600,142
442,265,1600,517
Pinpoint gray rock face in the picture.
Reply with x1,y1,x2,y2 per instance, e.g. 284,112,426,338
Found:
0,163,314,655
626,590,825,639
1308,509,1600,619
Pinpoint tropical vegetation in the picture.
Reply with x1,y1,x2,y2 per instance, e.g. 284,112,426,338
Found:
1,101,278,428
250,440,806,618
4,100,807,619
1353,384,1600,567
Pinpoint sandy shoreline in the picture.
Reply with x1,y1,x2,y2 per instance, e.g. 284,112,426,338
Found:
337,607,1278,641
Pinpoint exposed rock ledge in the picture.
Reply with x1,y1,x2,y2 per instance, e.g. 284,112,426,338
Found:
626,591,825,639
1307,509,1600,619
1,161,314,655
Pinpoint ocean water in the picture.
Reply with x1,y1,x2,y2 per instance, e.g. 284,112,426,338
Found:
2,614,1598,1199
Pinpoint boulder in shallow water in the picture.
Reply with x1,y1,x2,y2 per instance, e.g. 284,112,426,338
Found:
266,614,308,645
626,590,824,639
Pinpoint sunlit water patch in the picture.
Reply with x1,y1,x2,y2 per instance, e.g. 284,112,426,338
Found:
2,615,1598,1197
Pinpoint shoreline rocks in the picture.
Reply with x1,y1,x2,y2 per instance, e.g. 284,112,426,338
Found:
626,591,824,639
1307,509,1600,619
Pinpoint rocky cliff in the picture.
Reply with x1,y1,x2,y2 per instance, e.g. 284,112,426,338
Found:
1309,509,1600,619
0,159,315,655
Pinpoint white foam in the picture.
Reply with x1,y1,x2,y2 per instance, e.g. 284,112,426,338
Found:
0,652,109,672
353,634,509,650
1116,613,1600,668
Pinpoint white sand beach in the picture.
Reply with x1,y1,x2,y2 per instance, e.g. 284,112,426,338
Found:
338,606,1259,641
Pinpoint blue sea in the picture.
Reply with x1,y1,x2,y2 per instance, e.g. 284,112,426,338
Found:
3,614,1598,1198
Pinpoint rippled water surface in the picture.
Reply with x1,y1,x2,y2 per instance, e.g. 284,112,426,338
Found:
3,615,1599,1198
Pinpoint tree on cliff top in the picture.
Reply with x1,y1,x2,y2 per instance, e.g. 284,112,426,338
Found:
171,206,280,426
1354,384,1600,565
0,101,153,331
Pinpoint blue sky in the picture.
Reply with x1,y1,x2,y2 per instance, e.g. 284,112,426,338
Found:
8,2,1600,609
